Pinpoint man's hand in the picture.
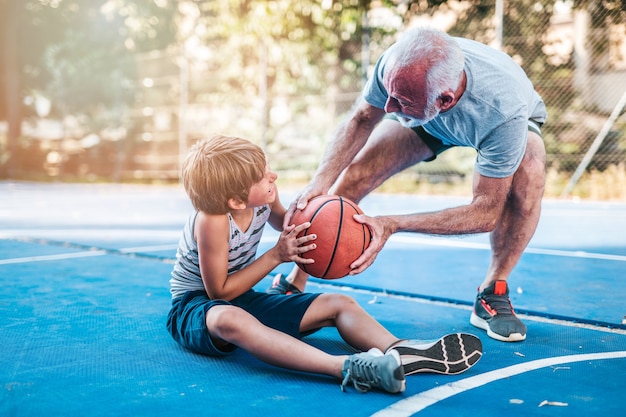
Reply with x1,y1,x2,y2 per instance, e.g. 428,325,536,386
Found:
348,214,394,274
282,183,328,230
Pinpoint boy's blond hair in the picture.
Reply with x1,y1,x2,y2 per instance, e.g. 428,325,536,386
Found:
182,135,266,214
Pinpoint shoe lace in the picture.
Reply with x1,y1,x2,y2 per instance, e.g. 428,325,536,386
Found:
341,356,380,393
482,292,514,316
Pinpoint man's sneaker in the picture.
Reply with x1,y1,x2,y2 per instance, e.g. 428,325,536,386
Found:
266,274,302,295
386,333,482,376
341,348,405,394
470,280,527,342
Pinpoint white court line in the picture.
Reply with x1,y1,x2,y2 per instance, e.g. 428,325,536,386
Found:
0,250,107,265
119,244,178,253
0,229,181,240
3,231,624,261
3,234,623,264
372,351,626,417
388,235,626,262
0,245,176,265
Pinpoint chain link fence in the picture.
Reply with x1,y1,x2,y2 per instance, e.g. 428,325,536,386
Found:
11,2,624,199
156,3,624,199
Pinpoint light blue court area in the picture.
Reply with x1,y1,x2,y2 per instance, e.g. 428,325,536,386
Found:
2,182,625,416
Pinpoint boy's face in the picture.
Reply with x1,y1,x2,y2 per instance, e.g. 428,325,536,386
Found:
246,165,278,207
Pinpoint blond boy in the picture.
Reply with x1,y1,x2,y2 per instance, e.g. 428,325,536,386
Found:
167,135,482,393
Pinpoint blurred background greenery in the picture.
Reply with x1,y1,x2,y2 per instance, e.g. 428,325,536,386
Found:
1,0,625,199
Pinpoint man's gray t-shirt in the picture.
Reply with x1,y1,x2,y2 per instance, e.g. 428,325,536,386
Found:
363,37,547,178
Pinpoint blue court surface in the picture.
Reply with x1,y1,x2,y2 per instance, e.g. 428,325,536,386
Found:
2,181,625,417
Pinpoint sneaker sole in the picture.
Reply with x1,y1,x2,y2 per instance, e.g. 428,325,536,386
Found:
393,333,483,376
470,313,526,342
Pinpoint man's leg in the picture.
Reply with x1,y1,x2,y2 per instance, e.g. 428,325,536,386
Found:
332,119,435,201
471,131,546,342
270,119,435,294
483,131,546,289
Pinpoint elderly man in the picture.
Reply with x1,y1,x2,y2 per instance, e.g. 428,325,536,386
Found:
275,27,547,343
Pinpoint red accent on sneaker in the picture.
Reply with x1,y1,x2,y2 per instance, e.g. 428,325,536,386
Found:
480,299,497,316
494,280,507,295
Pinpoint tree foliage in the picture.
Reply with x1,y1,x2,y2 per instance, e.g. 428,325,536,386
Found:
0,1,177,154
178,0,375,97
2,0,624,180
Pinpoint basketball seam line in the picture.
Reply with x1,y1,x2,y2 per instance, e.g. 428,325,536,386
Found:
323,196,344,278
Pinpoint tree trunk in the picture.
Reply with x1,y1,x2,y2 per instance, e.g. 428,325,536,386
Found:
1,1,22,178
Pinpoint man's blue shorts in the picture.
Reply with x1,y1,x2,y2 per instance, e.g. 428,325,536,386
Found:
167,289,321,356
384,114,544,161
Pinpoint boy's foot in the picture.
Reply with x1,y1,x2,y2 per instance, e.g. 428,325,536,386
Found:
266,274,302,295
341,348,405,394
470,280,527,342
387,333,482,376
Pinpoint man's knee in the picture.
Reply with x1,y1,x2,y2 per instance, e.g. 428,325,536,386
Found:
510,134,546,212
524,133,547,187
332,122,435,199
332,160,374,200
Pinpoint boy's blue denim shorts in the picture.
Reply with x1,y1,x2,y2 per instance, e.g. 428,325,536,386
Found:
166,289,321,356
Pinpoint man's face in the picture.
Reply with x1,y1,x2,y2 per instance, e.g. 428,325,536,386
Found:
383,63,441,127
394,103,440,128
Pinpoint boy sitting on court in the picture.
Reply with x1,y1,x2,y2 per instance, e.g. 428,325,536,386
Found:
167,134,482,393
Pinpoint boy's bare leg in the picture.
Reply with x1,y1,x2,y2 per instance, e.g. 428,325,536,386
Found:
300,294,399,352
207,305,346,377
284,264,309,291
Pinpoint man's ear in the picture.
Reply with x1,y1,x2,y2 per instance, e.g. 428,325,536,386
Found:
439,92,456,111
227,197,246,210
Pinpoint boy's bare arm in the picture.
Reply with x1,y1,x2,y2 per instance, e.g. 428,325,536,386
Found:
196,212,315,301
267,188,287,231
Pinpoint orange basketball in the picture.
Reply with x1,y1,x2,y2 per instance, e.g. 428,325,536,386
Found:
291,195,371,279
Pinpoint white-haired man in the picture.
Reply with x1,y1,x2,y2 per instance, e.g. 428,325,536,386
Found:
276,27,547,343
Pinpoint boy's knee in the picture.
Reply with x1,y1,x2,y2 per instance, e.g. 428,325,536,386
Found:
206,305,242,336
318,293,360,312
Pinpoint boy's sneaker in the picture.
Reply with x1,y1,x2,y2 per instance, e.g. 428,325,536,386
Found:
341,348,405,394
470,280,527,342
386,333,482,376
266,274,302,295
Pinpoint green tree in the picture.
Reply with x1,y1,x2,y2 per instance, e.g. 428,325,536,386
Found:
174,0,376,152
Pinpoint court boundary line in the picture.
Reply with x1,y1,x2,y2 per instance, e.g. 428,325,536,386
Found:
308,279,626,332
371,350,626,417
3,232,625,262
0,250,107,265
0,236,175,264
2,236,625,331
389,235,626,262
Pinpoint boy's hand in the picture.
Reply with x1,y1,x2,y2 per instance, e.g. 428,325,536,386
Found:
276,222,316,264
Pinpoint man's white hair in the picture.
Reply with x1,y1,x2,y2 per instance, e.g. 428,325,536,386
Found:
391,27,465,104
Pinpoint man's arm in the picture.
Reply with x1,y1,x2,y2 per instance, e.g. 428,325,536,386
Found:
350,172,513,273
393,172,512,234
